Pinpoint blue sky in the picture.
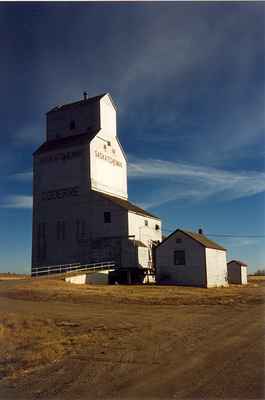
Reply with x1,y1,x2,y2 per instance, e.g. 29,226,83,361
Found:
0,2,264,273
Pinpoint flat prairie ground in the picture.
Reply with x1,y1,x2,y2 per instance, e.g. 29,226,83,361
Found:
0,276,264,400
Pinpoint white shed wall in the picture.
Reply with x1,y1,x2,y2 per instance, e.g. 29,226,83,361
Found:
241,266,248,284
205,248,228,287
227,262,248,284
156,231,206,286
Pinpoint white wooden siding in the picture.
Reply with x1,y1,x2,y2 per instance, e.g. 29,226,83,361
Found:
128,212,161,246
205,248,228,287
156,231,206,286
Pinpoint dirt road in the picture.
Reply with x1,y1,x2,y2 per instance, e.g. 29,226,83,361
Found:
0,278,264,399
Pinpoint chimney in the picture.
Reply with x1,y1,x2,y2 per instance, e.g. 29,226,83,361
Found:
198,228,203,235
83,91,87,101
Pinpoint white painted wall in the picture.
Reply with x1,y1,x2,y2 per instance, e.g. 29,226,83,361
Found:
47,101,100,141
137,246,150,269
90,134,127,199
128,212,162,245
205,248,228,287
33,144,88,194
65,274,87,284
156,231,206,286
241,266,248,284
99,94,117,137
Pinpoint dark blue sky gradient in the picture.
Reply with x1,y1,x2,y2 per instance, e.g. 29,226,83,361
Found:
0,2,264,273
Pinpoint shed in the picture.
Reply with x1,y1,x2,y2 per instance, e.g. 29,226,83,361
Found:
227,260,248,285
156,229,228,288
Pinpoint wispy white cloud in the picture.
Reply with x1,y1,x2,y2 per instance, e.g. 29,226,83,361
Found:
128,157,265,208
8,171,33,181
12,124,43,146
0,195,33,209
225,237,264,248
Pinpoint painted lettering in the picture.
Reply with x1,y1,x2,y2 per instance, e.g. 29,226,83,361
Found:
40,186,80,201
39,150,82,164
95,150,122,167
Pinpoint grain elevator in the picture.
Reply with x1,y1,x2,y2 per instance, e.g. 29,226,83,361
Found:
32,93,162,282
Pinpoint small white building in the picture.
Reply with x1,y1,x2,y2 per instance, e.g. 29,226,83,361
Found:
227,260,248,285
156,229,228,288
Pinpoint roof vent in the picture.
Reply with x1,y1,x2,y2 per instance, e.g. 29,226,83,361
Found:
83,91,87,101
198,228,203,235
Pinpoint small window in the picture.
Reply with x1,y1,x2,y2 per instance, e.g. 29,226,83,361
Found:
70,120,76,130
104,212,111,223
144,220,148,227
107,141,111,146
104,144,107,151
112,148,116,155
155,224,160,230
176,238,182,244
174,250,186,266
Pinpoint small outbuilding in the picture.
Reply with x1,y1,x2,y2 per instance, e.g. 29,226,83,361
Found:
156,229,228,288
227,260,248,285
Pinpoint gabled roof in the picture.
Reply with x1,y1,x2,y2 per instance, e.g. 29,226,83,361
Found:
228,260,248,267
97,192,160,220
47,93,106,114
33,129,99,155
156,229,226,251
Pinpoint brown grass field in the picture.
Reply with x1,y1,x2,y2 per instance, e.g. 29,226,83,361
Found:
0,275,264,399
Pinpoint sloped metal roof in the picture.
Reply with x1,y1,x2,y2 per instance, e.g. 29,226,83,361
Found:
227,260,248,266
157,229,226,251
46,93,106,114
182,230,226,251
33,129,98,155
98,192,160,220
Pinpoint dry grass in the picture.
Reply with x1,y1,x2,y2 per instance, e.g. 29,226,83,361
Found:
1,275,264,306
0,311,116,380
0,276,264,384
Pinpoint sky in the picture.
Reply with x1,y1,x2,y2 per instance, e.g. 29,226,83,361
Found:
0,2,264,274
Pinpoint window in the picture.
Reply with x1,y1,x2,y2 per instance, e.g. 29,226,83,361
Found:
174,250,186,266
107,141,111,146
176,238,182,244
104,212,111,223
104,144,107,151
70,120,76,130
144,220,148,227
155,224,160,230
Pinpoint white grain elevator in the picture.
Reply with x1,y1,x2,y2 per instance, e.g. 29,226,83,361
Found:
32,93,162,282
